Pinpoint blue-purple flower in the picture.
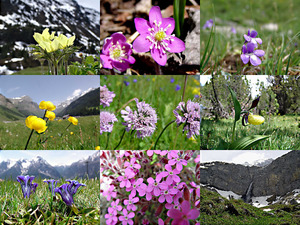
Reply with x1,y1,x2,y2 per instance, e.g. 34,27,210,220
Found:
173,100,201,138
100,85,115,108
231,27,236,34
124,81,130,86
175,84,181,91
17,175,38,198
170,77,174,83
121,99,157,139
133,6,185,66
44,179,60,196
100,111,118,134
241,43,265,66
244,29,262,47
203,19,213,29
54,180,86,206
100,32,135,72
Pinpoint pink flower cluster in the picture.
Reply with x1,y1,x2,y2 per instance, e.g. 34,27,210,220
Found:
100,150,200,225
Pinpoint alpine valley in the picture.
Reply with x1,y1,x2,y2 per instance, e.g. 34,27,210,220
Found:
0,0,100,74
200,151,300,224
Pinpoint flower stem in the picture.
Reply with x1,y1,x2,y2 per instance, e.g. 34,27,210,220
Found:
24,129,34,150
231,120,236,143
154,120,176,150
105,132,110,149
114,129,126,150
182,75,188,101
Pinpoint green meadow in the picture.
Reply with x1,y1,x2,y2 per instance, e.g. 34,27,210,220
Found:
0,115,99,150
100,75,200,150
0,178,100,224
200,115,300,150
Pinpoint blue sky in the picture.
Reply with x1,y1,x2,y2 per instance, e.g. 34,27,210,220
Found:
77,0,99,11
0,150,97,166
0,75,99,106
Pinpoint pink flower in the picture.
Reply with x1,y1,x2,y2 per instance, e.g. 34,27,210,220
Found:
158,164,180,185
158,218,164,225
146,150,162,156
100,33,135,72
119,209,135,225
111,199,122,212
168,157,188,171
168,201,200,224
117,169,135,188
195,155,200,163
103,185,117,201
133,6,185,66
124,157,141,170
124,196,139,211
158,185,178,203
146,176,166,199
105,207,118,225
126,178,147,198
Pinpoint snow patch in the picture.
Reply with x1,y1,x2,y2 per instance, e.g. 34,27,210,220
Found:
252,195,273,208
216,189,242,200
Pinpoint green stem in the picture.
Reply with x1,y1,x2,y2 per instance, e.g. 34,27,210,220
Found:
182,75,188,101
231,120,236,143
154,120,176,150
24,129,34,150
105,132,110,149
114,129,126,150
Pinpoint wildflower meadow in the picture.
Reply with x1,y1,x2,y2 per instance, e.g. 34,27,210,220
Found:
100,75,200,150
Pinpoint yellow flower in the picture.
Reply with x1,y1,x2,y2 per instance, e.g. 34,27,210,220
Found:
70,132,74,135
192,87,200,95
68,116,78,125
33,28,55,44
39,38,60,53
45,111,56,121
25,116,47,133
248,114,265,125
39,101,56,111
56,34,75,49
58,119,62,122
50,136,53,138
95,146,100,150
193,79,200,86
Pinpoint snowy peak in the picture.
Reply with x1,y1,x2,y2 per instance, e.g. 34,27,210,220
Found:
243,158,274,167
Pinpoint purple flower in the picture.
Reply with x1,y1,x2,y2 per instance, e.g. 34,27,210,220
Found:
203,19,213,29
121,99,157,139
244,29,262,47
17,175,38,198
124,196,139,211
170,77,175,83
173,100,201,138
241,43,265,66
44,179,59,196
105,207,118,225
231,27,236,34
124,157,141,171
103,185,117,201
119,209,135,225
100,32,135,72
175,84,181,91
194,94,200,99
168,200,200,224
168,156,188,172
126,178,147,198
100,85,115,108
124,81,130,86
100,111,118,134
133,6,185,66
133,79,137,83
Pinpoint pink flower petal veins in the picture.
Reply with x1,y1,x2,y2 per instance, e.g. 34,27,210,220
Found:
151,47,167,66
134,18,151,34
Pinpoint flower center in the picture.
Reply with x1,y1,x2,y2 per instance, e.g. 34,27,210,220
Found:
129,200,132,204
155,30,166,41
109,41,126,62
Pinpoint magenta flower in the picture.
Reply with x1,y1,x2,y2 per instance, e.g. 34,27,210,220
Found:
133,6,185,66
117,169,135,188
168,156,188,172
126,178,147,198
146,150,162,157
195,155,200,163
105,207,118,225
100,85,115,108
119,209,135,225
103,185,117,201
168,201,200,224
124,196,139,211
158,164,180,185
158,218,164,225
124,157,141,170
158,187,178,203
100,111,118,134
241,42,265,66
111,199,123,212
244,29,262,47
146,176,165,199
100,32,135,72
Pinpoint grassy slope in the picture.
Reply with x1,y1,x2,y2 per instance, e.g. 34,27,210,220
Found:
12,66,46,75
100,75,200,150
0,105,25,121
0,115,99,150
200,115,300,150
0,178,100,224
200,188,300,225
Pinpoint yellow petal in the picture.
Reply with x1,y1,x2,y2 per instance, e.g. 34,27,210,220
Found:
33,33,43,44
248,114,265,125
67,35,75,46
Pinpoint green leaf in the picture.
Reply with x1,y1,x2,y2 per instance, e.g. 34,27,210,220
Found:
200,27,215,73
85,56,94,65
229,135,270,150
227,86,241,122
173,0,186,38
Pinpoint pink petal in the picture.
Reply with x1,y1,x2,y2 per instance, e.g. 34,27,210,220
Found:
111,32,127,43
111,61,130,72
250,54,261,66
158,218,164,225
158,195,165,203
102,37,112,55
166,36,185,53
168,159,176,166
176,163,183,171
135,178,143,185
128,220,134,225
166,176,173,185
161,17,175,35
119,216,125,221
255,38,262,44
134,18,151,34
187,209,200,219
147,177,154,184
128,212,135,218
173,174,180,183
132,35,151,53
241,54,249,64
154,187,161,196
149,6,162,25
158,171,168,178
146,193,152,201
166,195,173,203
100,55,113,69
181,201,191,214
168,209,183,219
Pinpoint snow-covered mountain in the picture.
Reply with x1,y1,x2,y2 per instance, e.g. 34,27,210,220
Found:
243,158,274,167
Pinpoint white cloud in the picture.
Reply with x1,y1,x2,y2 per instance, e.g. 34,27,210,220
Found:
6,86,20,93
67,89,82,101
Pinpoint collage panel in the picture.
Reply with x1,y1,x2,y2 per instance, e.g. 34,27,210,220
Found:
200,75,300,150
0,75,100,150
100,0,200,75
100,75,200,150
100,150,200,224
0,150,100,224
199,150,300,224
200,0,300,75
0,0,100,75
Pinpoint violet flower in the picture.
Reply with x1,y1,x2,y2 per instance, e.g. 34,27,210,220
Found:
231,27,236,34
241,42,265,66
100,85,115,108
100,32,135,72
175,84,181,91
44,179,59,196
203,19,213,29
17,175,38,198
100,111,118,134
173,100,201,138
133,6,185,66
244,29,262,47
121,99,157,139
168,200,200,223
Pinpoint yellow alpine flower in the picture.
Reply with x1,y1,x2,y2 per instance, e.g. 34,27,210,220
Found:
68,116,78,125
39,101,56,111
25,116,47,133
45,111,56,121
56,34,76,49
95,146,100,150
248,114,265,125
33,28,55,44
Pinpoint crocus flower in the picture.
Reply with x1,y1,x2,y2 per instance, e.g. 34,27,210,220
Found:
244,29,262,47
168,200,200,224
44,179,59,196
241,43,265,66
133,6,185,66
17,175,38,198
39,101,56,111
100,32,135,72
202,19,213,29
100,111,118,134
25,115,47,133
68,116,78,125
45,111,56,121
119,209,134,225
100,85,115,108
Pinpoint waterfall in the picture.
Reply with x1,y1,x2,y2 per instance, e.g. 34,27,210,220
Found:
242,181,253,203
